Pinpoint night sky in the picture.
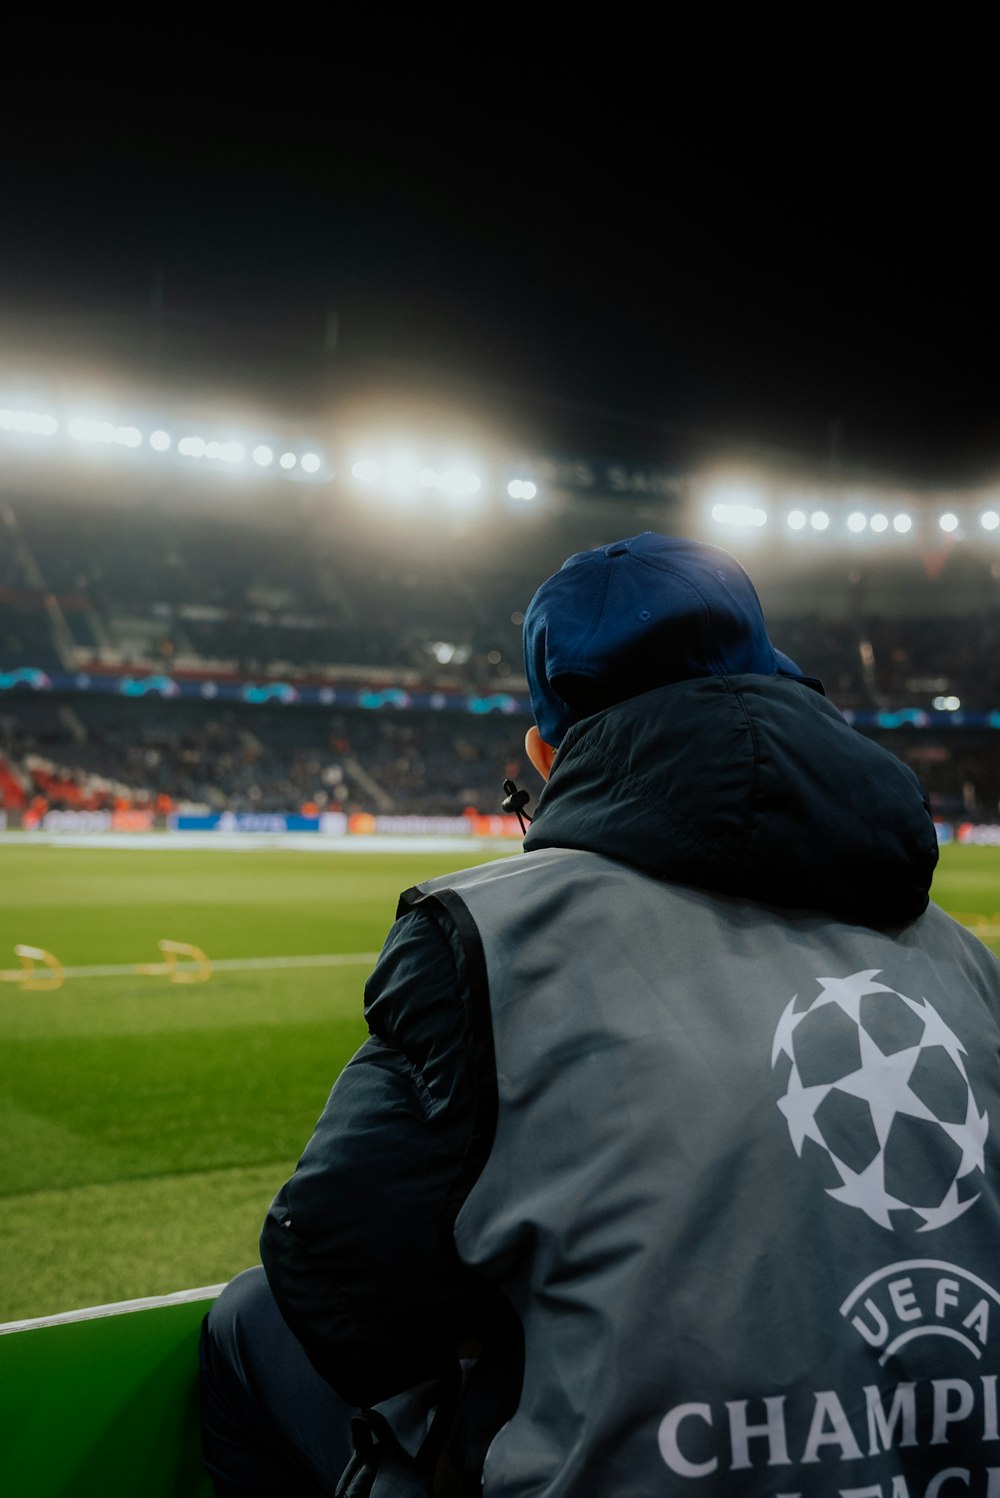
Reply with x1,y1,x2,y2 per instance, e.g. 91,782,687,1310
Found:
3,22,999,484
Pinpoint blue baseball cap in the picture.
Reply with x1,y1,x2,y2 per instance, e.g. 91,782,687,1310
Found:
523,533,823,747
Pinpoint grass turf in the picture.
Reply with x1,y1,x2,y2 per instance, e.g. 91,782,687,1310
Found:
0,844,507,1322
1,840,999,1322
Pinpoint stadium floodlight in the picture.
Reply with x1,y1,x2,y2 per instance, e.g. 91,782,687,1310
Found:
197,439,245,462
939,512,959,533
711,502,767,527
300,452,321,474
279,452,297,470
252,444,273,466
847,512,867,532
149,430,172,452
810,511,830,531
0,407,58,435
178,436,206,457
351,458,380,483
706,481,764,526
508,479,538,501
893,513,913,533
786,510,807,530
68,417,114,443
980,510,1000,531
68,417,142,448
382,452,420,497
870,513,889,533
438,468,482,498
932,695,961,711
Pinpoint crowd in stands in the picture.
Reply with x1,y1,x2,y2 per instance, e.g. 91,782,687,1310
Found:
0,697,530,820
3,689,1000,827
5,488,1000,824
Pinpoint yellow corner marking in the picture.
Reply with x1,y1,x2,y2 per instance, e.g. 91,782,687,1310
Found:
12,944,65,991
136,939,212,984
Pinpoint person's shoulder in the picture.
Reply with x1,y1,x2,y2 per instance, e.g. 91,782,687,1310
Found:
408,851,536,900
364,902,465,1033
924,899,1000,975
363,903,479,1110
368,903,457,990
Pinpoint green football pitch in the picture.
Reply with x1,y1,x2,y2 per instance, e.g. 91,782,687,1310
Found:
1,840,999,1324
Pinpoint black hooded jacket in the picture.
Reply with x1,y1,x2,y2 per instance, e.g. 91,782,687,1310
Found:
525,674,937,928
260,675,939,1407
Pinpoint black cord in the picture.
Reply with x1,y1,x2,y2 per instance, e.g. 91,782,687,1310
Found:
501,778,532,833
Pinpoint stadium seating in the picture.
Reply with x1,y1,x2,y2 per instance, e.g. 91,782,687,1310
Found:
5,486,1000,821
3,492,529,687
0,695,531,817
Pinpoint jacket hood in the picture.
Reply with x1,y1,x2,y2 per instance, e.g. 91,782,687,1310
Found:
522,674,938,929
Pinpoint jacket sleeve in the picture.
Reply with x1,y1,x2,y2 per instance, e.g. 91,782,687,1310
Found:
260,904,493,1408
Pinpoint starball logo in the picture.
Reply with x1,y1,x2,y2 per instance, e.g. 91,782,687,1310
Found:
771,971,988,1231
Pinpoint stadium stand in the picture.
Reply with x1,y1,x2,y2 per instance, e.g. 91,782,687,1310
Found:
5,484,1000,823
0,696,530,818
2,492,529,685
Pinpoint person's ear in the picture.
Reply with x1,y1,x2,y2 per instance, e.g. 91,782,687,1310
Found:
525,725,556,782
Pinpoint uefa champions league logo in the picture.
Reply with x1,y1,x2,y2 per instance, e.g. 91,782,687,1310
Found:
772,970,988,1232
656,972,998,1488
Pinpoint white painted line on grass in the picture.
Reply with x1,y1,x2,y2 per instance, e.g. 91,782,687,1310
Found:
0,1283,226,1335
0,951,380,983
0,832,519,853
197,952,379,972
0,952,380,988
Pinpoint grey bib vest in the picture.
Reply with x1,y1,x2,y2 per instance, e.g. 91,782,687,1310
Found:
408,848,1000,1498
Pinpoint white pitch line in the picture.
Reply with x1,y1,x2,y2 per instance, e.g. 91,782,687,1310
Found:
6,918,1000,989
195,952,379,973
0,951,380,983
0,831,517,854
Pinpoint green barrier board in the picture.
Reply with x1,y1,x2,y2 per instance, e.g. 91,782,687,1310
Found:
0,1294,216,1498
